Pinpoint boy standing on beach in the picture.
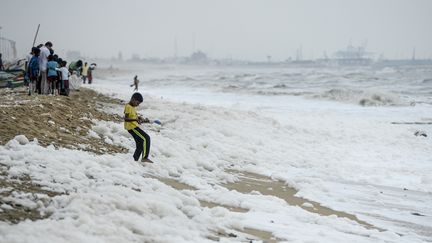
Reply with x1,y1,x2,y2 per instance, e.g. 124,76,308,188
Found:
56,61,70,96
124,92,153,163
27,47,40,95
47,55,58,95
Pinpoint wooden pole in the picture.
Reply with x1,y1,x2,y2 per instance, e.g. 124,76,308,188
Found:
32,24,40,48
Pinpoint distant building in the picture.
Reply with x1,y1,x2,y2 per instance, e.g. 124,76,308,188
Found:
0,36,17,60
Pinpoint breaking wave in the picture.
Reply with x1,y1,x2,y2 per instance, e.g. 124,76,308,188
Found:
145,67,431,106
313,88,408,106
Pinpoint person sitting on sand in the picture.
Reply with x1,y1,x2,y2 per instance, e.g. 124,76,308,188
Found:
124,92,153,163
69,71,81,91
130,75,139,91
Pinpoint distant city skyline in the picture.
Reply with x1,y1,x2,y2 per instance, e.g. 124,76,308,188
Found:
1,0,432,61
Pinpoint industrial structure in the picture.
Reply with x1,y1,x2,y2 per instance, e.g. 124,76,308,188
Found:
0,36,17,60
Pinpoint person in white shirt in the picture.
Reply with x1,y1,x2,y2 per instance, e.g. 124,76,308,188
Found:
56,60,70,96
38,41,53,94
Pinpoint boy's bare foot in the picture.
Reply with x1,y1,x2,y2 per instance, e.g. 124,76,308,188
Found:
141,158,154,163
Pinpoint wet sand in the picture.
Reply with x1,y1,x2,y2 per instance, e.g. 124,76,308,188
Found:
154,176,248,213
224,170,376,230
154,176,281,242
154,169,379,242
0,166,62,223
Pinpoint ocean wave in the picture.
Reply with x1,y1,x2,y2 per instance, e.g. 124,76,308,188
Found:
313,88,408,106
221,83,311,96
358,94,401,106
376,67,397,74
256,90,312,96
222,84,241,91
281,72,302,77
181,77,196,81
273,84,288,89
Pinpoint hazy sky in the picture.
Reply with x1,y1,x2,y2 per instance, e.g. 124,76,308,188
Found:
1,0,431,61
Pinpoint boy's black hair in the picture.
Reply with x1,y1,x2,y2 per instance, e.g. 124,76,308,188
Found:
131,92,143,103
33,48,41,56
45,41,53,47
31,47,39,55
62,60,67,67
48,55,53,61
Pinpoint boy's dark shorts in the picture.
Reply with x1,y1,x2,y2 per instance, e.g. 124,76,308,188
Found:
47,76,57,82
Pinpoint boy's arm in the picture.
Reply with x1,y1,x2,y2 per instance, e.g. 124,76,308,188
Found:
124,113,139,122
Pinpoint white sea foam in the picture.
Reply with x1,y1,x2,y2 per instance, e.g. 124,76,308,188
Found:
2,64,431,242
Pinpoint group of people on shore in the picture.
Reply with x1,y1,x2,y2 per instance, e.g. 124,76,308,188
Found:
26,41,95,96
